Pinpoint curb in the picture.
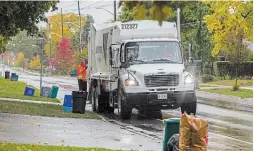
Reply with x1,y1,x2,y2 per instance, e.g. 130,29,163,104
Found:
197,96,253,113
11,68,45,76
0,97,61,105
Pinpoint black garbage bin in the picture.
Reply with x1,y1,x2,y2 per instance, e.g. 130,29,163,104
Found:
72,91,87,114
5,71,10,79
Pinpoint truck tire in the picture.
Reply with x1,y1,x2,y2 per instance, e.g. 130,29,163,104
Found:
92,89,104,113
137,109,147,119
118,88,132,119
107,107,114,114
105,92,114,114
181,94,197,115
91,89,96,112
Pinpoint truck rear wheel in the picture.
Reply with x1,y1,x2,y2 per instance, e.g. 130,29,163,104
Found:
118,88,132,119
92,89,104,113
181,95,197,115
107,107,114,114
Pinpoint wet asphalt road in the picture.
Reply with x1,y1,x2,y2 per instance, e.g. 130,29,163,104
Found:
1,68,253,151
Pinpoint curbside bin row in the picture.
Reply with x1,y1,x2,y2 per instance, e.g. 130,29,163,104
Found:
24,85,59,98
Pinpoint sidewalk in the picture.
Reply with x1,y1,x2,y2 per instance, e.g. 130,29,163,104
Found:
196,89,253,112
0,98,162,150
200,84,253,90
0,112,162,151
11,67,41,76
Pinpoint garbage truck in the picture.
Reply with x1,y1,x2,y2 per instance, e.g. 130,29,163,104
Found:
87,9,198,119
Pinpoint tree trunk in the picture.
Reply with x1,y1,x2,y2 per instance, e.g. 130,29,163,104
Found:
234,65,239,91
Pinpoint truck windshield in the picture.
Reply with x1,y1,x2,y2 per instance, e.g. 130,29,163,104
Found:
125,41,182,64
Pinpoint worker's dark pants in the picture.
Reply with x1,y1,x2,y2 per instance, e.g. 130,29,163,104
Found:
78,79,87,92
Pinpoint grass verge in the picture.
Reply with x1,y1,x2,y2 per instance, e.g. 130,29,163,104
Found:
200,88,253,99
0,100,101,119
199,84,217,88
0,142,130,151
206,80,253,87
0,77,60,103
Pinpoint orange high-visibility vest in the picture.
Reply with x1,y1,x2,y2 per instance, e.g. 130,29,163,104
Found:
77,64,87,81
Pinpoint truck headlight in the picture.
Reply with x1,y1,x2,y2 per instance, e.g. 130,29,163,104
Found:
184,75,194,84
125,79,139,86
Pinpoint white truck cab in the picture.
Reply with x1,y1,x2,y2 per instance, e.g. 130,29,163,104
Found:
87,10,197,119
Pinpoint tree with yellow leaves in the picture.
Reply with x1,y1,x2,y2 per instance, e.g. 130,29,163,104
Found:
45,13,86,59
205,1,253,89
13,52,25,68
29,55,40,71
119,1,172,25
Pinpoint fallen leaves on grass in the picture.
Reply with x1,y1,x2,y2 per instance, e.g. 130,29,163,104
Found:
1,141,6,148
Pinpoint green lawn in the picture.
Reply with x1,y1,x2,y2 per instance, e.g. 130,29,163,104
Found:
0,77,60,103
0,100,100,119
0,143,131,151
201,88,253,98
206,80,253,87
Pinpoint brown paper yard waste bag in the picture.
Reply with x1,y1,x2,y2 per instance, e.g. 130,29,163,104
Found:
179,113,208,151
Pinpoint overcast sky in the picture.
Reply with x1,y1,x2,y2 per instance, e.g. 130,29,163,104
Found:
39,0,121,28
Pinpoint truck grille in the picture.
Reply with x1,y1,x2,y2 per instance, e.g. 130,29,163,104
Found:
144,74,179,87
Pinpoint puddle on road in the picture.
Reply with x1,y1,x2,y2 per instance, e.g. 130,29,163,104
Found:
209,124,253,143
198,112,253,127
100,111,253,151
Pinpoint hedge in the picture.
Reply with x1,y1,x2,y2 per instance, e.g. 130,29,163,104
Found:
214,61,253,78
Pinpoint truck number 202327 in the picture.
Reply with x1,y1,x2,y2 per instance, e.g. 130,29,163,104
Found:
121,24,138,29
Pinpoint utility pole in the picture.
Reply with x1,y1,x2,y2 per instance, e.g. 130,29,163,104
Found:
61,8,64,39
198,2,203,74
177,8,181,42
39,38,43,96
78,1,82,52
48,23,52,75
113,0,117,21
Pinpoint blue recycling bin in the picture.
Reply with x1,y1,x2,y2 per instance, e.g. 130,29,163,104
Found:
63,106,72,111
64,95,72,107
73,70,77,76
24,86,35,96
63,95,72,112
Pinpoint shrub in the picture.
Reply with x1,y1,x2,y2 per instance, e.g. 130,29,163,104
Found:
212,76,219,81
201,74,213,83
214,61,253,78
204,62,212,69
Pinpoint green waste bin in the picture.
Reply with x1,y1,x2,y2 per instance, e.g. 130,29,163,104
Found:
163,118,180,151
50,86,59,98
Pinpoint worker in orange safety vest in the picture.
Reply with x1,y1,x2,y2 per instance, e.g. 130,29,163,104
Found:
77,59,88,91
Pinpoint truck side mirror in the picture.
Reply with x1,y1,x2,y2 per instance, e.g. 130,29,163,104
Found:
120,43,125,63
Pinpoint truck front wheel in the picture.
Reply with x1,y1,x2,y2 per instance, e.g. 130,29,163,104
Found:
181,95,197,115
118,88,132,119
